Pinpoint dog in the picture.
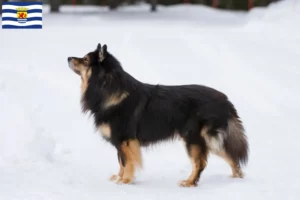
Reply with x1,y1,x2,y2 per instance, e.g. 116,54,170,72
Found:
67,43,249,187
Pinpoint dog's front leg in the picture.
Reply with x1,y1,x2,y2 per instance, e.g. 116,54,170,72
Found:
116,139,142,184
110,151,124,182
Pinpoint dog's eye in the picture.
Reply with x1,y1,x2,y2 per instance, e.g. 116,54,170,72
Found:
83,56,89,62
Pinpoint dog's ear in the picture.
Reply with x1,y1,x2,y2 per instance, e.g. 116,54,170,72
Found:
99,44,107,62
97,43,101,51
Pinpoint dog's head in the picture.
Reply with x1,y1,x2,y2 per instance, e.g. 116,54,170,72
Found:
68,44,126,113
67,43,107,76
67,43,109,97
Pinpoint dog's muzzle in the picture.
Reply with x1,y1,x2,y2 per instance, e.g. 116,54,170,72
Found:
68,57,73,69
67,57,80,75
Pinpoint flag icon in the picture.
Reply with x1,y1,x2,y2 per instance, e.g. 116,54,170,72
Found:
2,2,42,29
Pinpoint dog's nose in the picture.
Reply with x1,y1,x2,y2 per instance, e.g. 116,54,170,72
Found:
68,57,72,62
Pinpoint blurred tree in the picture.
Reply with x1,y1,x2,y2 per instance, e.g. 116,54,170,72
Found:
83,0,101,4
235,0,280,10
108,0,120,10
50,0,61,12
45,0,281,12
151,0,157,11
157,0,181,5
256,0,271,6
156,0,280,10
226,0,234,9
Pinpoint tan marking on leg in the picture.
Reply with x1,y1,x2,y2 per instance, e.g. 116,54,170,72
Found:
98,123,111,139
117,140,142,184
119,162,135,184
216,151,244,178
104,92,129,109
180,145,207,187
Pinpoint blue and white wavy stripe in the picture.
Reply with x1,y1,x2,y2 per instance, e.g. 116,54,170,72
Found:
2,2,42,29
3,9,43,14
2,17,42,22
3,13,42,18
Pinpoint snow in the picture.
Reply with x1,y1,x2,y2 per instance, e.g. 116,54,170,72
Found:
1,0,300,199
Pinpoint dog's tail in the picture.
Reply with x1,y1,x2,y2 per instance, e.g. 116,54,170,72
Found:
201,116,249,167
223,117,249,166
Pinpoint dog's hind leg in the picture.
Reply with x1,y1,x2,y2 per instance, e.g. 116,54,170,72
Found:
116,139,142,184
180,137,208,187
215,151,244,178
109,151,124,182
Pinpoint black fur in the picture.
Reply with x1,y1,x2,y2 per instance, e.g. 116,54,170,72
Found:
69,44,249,184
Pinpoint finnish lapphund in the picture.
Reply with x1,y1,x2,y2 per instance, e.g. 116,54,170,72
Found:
67,43,249,187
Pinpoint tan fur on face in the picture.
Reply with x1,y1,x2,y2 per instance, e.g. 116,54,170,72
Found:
104,92,129,109
81,68,92,95
98,123,111,139
69,59,82,75
69,57,92,95
117,140,142,184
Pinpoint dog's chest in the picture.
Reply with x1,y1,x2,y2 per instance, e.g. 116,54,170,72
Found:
98,123,111,139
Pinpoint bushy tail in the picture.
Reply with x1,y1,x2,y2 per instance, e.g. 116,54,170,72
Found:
224,117,249,166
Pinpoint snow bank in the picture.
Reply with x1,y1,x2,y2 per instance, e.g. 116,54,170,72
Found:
246,0,300,29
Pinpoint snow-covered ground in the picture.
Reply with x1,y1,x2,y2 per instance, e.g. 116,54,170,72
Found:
1,0,300,199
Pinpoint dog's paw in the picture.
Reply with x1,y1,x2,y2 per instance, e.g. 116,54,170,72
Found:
109,174,122,182
231,171,244,178
179,180,197,187
116,177,133,185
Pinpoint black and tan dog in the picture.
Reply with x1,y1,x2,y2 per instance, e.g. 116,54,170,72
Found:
67,44,249,187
